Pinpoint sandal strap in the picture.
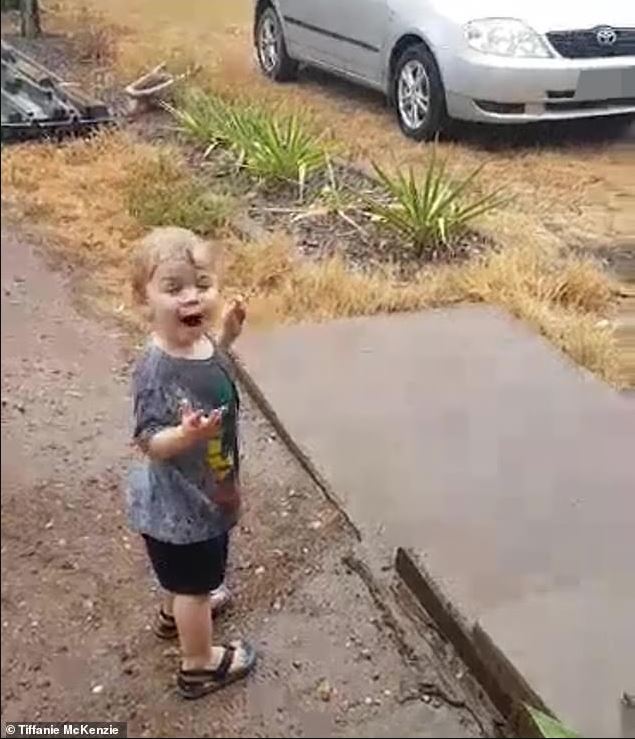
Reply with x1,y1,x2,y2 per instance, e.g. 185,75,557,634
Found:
159,609,175,623
212,645,235,680
179,645,238,681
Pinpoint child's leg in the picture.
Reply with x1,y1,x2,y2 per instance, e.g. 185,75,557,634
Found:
173,593,214,670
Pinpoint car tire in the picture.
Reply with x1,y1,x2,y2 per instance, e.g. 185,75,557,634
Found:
255,6,298,82
392,44,446,141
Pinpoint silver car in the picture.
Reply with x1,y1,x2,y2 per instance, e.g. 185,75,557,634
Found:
254,0,635,140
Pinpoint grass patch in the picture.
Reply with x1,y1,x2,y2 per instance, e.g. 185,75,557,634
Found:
168,89,329,195
124,154,234,234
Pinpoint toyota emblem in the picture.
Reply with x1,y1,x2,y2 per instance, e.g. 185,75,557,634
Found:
596,26,617,46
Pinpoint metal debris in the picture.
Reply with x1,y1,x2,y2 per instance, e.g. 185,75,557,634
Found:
1,41,112,142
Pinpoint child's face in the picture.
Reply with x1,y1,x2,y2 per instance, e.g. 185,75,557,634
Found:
145,249,220,347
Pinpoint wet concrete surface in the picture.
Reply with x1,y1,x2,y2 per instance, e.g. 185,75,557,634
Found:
237,307,635,737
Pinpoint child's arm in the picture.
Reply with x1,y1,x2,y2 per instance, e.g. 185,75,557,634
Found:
217,296,246,350
141,402,223,461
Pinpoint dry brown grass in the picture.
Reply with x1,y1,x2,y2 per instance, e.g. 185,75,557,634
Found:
64,5,120,65
1,130,620,383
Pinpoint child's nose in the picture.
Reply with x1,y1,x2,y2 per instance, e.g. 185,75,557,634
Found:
181,286,199,303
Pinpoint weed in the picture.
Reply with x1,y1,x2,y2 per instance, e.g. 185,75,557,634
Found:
526,706,579,738
168,89,327,194
366,148,506,256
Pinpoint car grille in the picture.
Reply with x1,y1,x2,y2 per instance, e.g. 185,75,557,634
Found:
547,28,635,58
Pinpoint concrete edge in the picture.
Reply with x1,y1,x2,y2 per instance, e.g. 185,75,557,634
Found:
227,349,362,541
395,547,559,737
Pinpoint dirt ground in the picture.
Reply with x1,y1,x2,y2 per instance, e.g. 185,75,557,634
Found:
0,217,499,736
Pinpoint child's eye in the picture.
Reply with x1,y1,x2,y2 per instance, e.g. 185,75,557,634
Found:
164,283,181,295
196,278,212,290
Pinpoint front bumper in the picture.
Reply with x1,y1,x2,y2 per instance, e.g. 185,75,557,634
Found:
442,49,635,123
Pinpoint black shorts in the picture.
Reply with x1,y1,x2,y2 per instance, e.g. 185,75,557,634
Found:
142,533,229,595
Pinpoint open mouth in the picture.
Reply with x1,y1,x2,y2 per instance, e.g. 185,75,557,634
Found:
180,314,204,328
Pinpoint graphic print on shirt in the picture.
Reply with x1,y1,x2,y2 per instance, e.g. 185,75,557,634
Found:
205,374,236,485
206,435,234,483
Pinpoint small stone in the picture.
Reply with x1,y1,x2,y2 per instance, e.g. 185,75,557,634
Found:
292,660,302,670
44,520,54,530
255,566,265,576
91,684,104,694
383,689,392,697
272,598,282,611
360,648,372,661
432,698,442,709
422,694,431,703
309,520,323,530
317,679,333,702
288,489,297,498
364,696,373,706
162,646,179,657
372,672,380,681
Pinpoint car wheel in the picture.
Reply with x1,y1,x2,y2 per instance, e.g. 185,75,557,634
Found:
393,44,446,141
256,6,298,82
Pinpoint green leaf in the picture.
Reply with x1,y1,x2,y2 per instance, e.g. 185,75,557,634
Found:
527,706,580,738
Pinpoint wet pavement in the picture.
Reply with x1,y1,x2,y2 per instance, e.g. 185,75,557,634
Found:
237,307,635,738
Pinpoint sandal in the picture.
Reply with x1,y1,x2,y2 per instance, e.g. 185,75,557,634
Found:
154,585,232,640
177,641,256,699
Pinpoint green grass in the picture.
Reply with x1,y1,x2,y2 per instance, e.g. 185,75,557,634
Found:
527,706,580,738
124,153,234,235
167,89,328,196
366,148,506,256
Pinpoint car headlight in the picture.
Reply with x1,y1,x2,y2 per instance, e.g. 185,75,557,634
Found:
465,18,551,58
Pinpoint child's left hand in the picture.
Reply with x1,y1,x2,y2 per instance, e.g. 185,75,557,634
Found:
219,295,247,350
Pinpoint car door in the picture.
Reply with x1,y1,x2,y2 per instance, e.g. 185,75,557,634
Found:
278,0,389,86
276,0,331,64
315,0,389,85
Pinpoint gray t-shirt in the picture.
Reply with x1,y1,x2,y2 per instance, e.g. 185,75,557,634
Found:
126,342,240,544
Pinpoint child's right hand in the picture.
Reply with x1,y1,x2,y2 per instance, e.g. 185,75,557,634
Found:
179,400,222,443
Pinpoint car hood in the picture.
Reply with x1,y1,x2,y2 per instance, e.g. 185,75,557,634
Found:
435,0,635,32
